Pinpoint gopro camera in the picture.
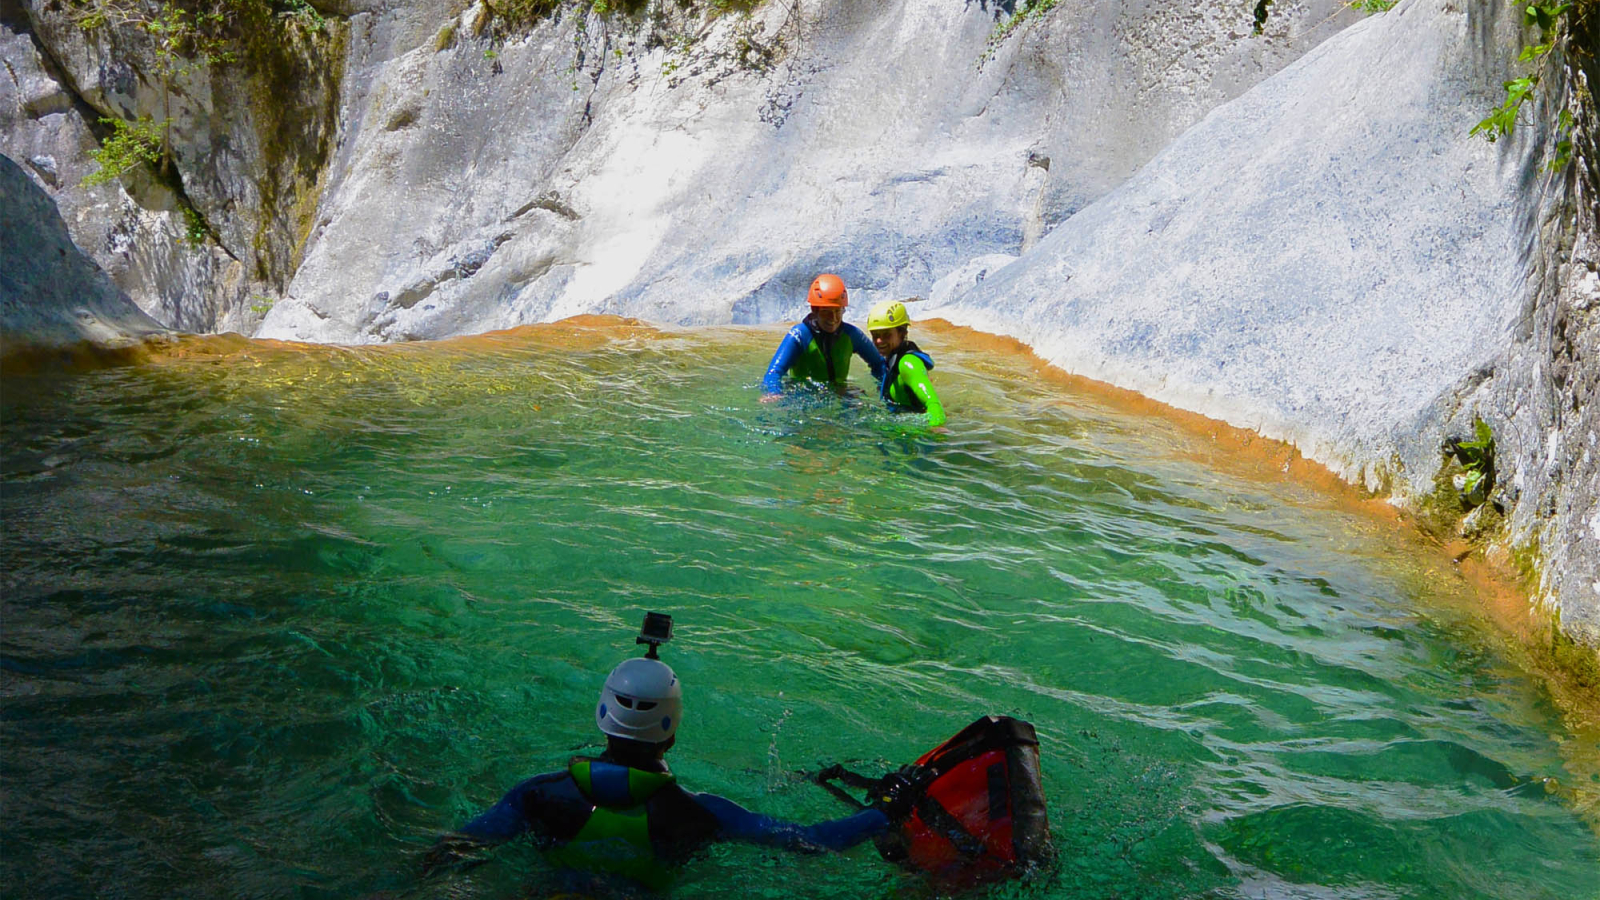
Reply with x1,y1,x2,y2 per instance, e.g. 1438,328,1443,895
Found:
637,612,673,658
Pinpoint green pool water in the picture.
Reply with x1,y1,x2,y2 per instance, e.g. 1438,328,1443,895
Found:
2,324,1596,900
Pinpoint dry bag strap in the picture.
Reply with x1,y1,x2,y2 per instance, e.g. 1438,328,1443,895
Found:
914,794,987,859
813,764,874,809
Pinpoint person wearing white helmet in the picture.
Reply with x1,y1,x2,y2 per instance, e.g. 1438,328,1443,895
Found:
425,650,924,890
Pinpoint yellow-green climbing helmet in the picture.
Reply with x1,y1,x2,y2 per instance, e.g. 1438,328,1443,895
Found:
868,300,911,331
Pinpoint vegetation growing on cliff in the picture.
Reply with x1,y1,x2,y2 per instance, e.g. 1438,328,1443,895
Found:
83,115,166,186
483,0,761,33
73,1,331,184
978,0,1056,62
68,0,345,284
1470,1,1595,172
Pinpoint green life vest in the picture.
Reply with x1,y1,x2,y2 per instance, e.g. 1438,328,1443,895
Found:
789,323,856,385
545,759,679,890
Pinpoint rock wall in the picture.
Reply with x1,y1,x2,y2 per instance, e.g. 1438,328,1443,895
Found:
1466,8,1599,646
254,0,1353,341
926,0,1599,649
0,152,167,349
2,0,346,332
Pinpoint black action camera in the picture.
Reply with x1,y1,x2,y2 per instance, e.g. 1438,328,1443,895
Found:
638,612,673,658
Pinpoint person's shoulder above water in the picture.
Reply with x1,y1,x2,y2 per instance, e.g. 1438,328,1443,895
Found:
427,633,900,889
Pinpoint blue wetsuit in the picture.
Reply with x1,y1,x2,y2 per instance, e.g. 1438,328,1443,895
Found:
451,756,888,888
762,316,887,393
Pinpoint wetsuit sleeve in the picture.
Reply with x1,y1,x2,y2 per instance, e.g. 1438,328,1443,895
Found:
899,355,945,428
847,325,888,383
690,792,890,852
762,325,809,393
457,772,566,843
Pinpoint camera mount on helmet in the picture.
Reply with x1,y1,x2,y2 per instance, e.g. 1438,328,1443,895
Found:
636,612,673,659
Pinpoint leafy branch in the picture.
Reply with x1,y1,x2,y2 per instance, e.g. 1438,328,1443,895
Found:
1443,418,1496,507
1470,2,1582,171
83,115,167,186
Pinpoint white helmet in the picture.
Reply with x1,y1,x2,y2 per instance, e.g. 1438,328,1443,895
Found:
595,657,682,744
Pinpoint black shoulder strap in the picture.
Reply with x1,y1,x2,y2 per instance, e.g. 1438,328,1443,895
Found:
915,794,987,859
818,330,839,382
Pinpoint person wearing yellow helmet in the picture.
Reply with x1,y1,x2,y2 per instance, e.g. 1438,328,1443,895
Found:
867,300,946,428
761,274,887,397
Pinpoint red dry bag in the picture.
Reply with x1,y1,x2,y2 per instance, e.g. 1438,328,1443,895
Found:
873,716,1052,876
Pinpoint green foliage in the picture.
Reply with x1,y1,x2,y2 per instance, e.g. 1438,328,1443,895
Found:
1443,418,1496,507
84,115,167,186
276,0,326,33
1471,75,1541,141
181,202,208,244
249,295,276,314
1253,0,1273,35
1524,0,1573,33
1470,2,1583,170
484,0,750,32
985,0,1060,59
660,30,695,77
1547,109,1576,170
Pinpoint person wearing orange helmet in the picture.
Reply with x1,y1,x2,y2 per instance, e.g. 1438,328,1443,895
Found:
761,274,887,396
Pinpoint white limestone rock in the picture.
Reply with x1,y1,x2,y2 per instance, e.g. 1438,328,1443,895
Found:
928,0,1538,497
261,0,1356,341
0,153,168,349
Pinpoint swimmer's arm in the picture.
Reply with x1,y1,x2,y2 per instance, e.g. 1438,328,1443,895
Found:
423,773,562,874
848,326,888,383
692,792,890,852
900,356,946,428
762,327,810,394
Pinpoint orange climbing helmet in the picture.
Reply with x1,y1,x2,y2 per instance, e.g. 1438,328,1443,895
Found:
808,274,849,309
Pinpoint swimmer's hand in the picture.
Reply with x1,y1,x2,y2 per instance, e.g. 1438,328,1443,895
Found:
760,393,781,404
872,764,934,823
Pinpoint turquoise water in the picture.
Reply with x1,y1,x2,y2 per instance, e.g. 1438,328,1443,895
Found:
2,324,1596,899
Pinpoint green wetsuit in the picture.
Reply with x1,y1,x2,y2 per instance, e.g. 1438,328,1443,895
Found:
762,316,887,392
881,343,946,428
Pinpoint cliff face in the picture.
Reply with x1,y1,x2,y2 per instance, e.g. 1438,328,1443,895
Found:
4,0,1356,340
928,0,1600,649
1476,10,1600,647
3,0,345,332
251,0,1355,341
0,153,166,349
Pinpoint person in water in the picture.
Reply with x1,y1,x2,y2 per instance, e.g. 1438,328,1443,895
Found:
761,274,887,396
423,655,923,890
867,300,946,428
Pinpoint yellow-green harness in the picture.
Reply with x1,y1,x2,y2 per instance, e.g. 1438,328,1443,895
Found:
545,759,679,889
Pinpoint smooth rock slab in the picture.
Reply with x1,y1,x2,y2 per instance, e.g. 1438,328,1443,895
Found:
929,0,1539,496
0,153,167,350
